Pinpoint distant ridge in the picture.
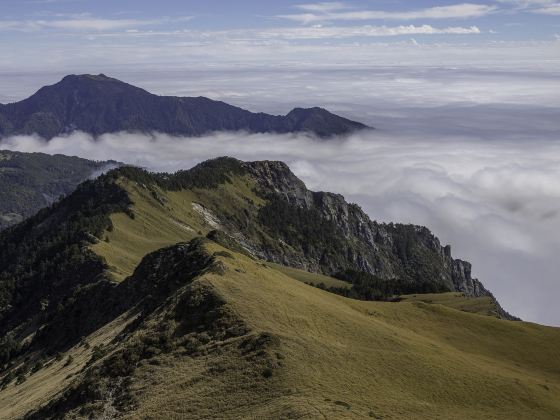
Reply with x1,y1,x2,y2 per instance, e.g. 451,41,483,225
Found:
0,150,120,230
0,74,369,139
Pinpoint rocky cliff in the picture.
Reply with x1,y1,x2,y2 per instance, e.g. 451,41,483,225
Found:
0,156,516,350
240,159,515,319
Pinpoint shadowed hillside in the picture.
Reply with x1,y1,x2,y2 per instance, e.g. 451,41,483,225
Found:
0,150,119,230
0,74,369,139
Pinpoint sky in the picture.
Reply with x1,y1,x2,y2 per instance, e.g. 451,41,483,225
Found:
0,0,559,79
1,1,560,325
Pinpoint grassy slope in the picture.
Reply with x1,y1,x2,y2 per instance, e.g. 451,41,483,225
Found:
92,175,264,281
91,177,498,316
399,292,501,317
93,176,500,313
0,311,138,419
1,221,558,418
264,261,352,290
80,177,560,418
121,243,560,419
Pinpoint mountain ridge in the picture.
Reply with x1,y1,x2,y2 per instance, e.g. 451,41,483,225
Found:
2,238,559,419
0,156,515,331
0,74,369,139
1,156,555,419
0,150,120,230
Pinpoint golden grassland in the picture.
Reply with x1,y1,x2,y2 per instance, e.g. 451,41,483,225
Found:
398,292,501,317
5,177,556,419
92,175,264,281
0,311,138,420
204,243,560,419
3,237,559,419
264,261,352,290
119,242,560,419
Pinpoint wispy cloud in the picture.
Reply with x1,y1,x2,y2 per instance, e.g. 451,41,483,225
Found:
195,25,482,40
530,4,560,14
26,0,83,3
279,3,497,24
0,16,192,32
497,0,560,14
296,2,348,13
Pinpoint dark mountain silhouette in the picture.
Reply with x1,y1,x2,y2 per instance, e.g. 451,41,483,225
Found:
0,74,369,139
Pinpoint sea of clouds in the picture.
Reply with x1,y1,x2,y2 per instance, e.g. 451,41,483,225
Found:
1,64,560,325
2,124,560,326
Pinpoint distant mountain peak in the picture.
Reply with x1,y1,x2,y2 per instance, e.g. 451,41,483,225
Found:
0,75,370,139
64,73,109,80
54,73,147,94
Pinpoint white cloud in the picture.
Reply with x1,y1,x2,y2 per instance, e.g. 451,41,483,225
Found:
535,4,560,13
497,0,560,14
296,2,348,12
248,25,481,39
77,24,482,41
2,122,560,326
279,3,497,24
0,20,481,38
2,63,559,326
2,48,560,108
0,16,192,32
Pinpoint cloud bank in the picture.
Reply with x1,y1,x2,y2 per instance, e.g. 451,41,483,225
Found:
1,64,558,327
280,3,497,24
2,121,560,326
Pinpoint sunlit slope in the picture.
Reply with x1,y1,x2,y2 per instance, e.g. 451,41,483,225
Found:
90,176,516,323
2,159,553,419
264,261,352,289
92,174,264,280
82,169,560,417
398,292,501,317
8,239,558,419
91,179,492,318
193,243,560,419
265,265,502,317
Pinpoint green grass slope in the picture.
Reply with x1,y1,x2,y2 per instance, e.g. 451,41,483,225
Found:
200,243,560,419
1,239,559,419
1,159,556,418
91,173,264,281
89,176,503,320
398,292,502,318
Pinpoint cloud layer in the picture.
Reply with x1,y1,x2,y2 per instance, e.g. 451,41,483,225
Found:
1,63,559,327
2,119,559,326
280,3,497,24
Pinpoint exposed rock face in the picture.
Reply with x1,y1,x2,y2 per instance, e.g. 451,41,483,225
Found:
0,74,369,139
242,160,515,318
0,155,517,347
245,160,312,207
453,259,483,296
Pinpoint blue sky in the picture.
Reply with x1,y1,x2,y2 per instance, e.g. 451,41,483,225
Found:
0,0,558,77
1,1,559,43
